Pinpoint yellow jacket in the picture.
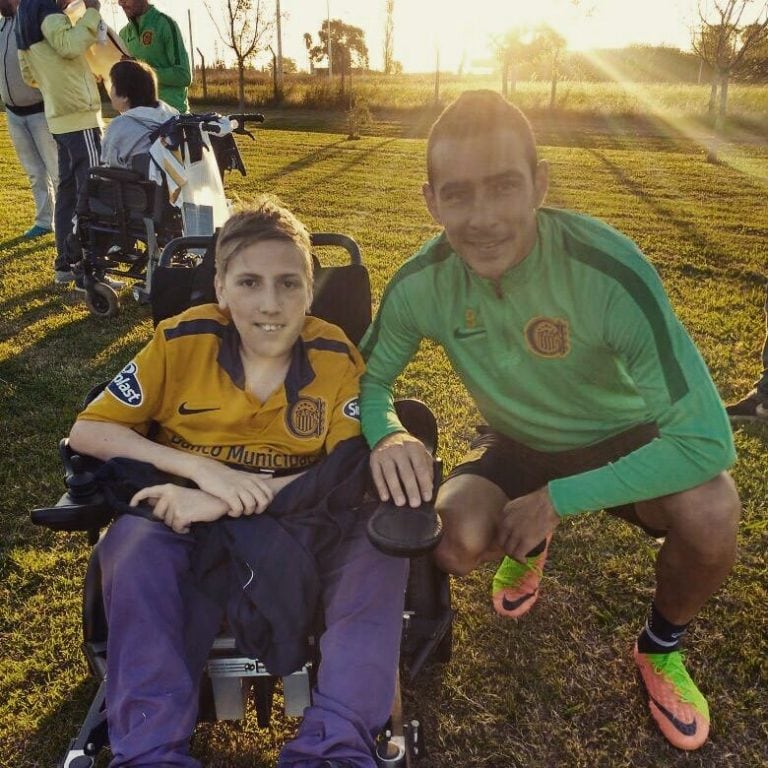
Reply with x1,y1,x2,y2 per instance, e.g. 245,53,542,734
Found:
18,7,102,134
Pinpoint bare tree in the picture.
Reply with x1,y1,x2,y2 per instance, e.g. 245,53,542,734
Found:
205,0,274,111
692,0,768,120
383,0,395,74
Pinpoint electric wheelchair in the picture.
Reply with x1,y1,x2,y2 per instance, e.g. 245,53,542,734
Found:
69,112,265,319
32,233,454,768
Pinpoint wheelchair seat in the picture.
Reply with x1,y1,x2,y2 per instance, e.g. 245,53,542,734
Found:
31,233,453,768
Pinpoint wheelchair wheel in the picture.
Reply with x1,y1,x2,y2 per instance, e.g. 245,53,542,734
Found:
86,282,120,318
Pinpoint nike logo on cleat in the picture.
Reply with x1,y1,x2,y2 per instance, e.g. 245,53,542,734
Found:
502,590,537,611
649,696,698,736
178,402,221,415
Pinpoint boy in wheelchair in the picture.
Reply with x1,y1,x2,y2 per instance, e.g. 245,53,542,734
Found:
68,197,409,768
100,59,178,170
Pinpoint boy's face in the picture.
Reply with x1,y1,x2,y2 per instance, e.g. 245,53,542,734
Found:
215,240,312,364
423,129,548,281
109,82,129,114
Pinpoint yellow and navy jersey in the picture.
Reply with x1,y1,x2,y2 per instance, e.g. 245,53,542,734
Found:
78,304,364,473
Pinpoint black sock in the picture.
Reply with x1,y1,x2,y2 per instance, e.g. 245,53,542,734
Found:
637,603,690,654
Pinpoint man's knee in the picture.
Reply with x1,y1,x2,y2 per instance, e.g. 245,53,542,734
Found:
433,498,498,576
660,473,741,562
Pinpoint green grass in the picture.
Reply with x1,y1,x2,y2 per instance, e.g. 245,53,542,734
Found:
191,71,768,125
1,111,767,767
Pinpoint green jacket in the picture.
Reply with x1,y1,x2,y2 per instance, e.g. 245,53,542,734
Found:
17,7,102,134
359,208,735,517
119,5,191,113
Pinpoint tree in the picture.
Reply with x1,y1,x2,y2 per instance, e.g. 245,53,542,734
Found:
205,0,274,111
692,0,768,119
303,32,314,73
305,19,369,95
492,28,532,97
531,24,567,110
383,0,395,75
739,21,768,79
267,56,297,74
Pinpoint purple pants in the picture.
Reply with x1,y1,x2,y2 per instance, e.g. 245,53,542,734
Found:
99,515,408,768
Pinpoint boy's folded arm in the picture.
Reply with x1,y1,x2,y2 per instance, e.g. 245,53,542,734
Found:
69,420,272,515
131,484,230,533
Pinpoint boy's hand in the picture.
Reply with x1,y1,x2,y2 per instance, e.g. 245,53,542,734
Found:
192,461,275,515
130,484,229,534
370,432,433,508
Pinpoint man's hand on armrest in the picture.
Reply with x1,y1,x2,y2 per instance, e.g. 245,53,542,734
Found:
370,432,434,508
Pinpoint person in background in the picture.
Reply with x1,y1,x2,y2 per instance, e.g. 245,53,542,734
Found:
16,0,103,284
100,58,176,169
117,0,191,114
0,0,58,239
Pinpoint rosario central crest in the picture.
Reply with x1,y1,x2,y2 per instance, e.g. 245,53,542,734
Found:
524,317,571,358
286,397,326,438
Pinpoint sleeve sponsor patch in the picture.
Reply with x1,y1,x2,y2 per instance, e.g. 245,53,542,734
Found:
107,361,143,407
343,397,360,420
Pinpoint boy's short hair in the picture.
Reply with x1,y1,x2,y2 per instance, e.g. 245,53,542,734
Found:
215,196,314,285
427,90,539,182
110,59,158,109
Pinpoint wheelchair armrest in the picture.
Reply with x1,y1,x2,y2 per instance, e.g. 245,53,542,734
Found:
30,439,113,533
31,492,113,532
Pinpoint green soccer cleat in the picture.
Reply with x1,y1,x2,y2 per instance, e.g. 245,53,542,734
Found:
634,642,710,750
491,536,551,618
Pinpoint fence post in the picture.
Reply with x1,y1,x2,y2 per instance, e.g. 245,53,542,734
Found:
196,48,207,101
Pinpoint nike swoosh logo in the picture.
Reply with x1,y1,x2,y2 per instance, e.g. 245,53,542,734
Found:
502,589,537,611
649,695,698,736
453,328,486,339
178,402,221,415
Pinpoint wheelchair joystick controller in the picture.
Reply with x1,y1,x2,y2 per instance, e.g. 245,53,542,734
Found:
66,455,100,503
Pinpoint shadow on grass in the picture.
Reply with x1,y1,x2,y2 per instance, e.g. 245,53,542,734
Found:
0,283,63,331
21,676,103,768
584,147,766,287
260,138,348,182
0,235,55,261
261,137,398,193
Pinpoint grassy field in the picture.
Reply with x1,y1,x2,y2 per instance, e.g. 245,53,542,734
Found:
1,108,767,768
190,71,768,128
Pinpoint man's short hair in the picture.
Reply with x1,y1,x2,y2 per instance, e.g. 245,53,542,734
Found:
427,90,539,182
215,196,314,285
110,60,158,109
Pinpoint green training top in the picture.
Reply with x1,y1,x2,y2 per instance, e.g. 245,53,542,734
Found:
120,5,191,113
359,207,735,517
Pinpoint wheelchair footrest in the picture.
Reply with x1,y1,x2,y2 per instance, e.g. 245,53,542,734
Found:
206,654,312,720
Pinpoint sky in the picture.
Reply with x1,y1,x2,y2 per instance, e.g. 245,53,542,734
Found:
101,0,701,73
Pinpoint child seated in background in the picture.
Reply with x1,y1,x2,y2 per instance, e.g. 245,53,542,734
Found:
100,58,176,169
68,196,407,768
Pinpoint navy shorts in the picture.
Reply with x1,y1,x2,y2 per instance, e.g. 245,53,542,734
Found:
447,421,665,538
